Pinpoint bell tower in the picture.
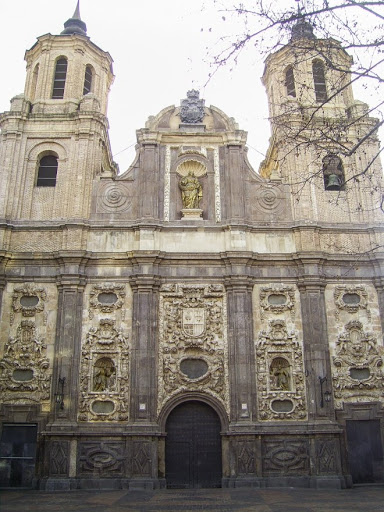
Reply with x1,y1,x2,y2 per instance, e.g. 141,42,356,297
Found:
0,1,116,222
260,18,383,224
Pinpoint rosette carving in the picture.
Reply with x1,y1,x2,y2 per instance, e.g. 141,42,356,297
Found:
96,183,132,213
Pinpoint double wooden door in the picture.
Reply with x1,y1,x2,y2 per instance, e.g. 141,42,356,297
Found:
165,401,222,488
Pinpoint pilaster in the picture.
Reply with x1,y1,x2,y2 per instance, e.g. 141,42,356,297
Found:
224,275,256,424
297,260,334,421
50,253,88,426
139,143,159,220
130,274,160,424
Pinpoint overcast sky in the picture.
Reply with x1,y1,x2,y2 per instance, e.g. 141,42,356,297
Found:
0,0,382,174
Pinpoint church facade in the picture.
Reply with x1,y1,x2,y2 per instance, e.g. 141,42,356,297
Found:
0,5,384,490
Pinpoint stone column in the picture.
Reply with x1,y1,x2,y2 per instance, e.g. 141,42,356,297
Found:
225,276,256,423
130,275,160,424
51,254,88,424
298,276,334,420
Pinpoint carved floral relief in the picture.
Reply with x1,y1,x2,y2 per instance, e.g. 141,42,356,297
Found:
0,320,50,403
78,319,129,422
327,283,384,409
255,284,307,421
332,320,384,408
158,284,229,413
256,319,307,420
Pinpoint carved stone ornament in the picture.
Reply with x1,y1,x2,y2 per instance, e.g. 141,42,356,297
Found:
334,285,370,320
332,320,384,409
158,284,229,413
260,285,296,320
78,319,129,422
263,439,309,474
11,284,47,324
78,442,125,476
88,283,126,319
0,320,50,404
256,320,307,421
179,90,205,124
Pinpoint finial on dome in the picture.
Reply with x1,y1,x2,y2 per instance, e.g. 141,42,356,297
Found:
61,1,87,36
291,17,316,41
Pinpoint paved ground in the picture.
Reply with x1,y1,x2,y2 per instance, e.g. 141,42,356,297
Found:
1,486,384,512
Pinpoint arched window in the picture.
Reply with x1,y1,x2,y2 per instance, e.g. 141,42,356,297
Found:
312,60,327,102
36,154,58,187
52,58,68,99
323,154,345,190
285,66,296,98
83,65,93,95
31,64,39,101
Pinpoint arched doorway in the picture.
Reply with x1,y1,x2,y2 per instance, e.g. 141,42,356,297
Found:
165,400,222,488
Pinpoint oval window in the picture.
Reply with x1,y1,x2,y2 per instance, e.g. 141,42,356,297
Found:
271,399,294,413
349,368,370,381
13,369,34,382
20,295,39,307
98,293,118,304
180,359,208,379
268,294,287,306
343,293,361,305
91,400,115,414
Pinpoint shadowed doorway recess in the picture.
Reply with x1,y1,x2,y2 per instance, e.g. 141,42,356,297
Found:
165,401,222,488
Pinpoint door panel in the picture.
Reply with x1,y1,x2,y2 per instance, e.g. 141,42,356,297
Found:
346,420,383,484
0,424,37,488
165,401,222,488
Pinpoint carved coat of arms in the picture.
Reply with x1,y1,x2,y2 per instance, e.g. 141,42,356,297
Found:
182,308,205,337
180,90,205,124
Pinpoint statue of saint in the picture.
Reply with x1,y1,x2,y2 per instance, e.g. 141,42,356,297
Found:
270,361,291,391
179,171,202,209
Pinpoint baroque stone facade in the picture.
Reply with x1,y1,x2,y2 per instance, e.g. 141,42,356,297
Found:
0,6,383,491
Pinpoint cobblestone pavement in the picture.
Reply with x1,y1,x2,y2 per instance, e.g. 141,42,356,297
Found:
1,486,384,512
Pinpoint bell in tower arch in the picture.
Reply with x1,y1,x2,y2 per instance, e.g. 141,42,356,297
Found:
323,155,345,191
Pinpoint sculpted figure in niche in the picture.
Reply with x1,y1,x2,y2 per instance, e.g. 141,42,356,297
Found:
270,358,291,391
179,171,203,209
93,357,116,392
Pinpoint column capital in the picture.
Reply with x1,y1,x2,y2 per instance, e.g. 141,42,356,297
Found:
224,275,254,292
130,274,161,292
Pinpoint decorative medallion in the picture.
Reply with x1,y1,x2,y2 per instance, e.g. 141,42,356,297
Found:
334,285,370,319
158,284,228,413
96,183,132,213
179,90,205,124
89,284,126,319
0,320,50,403
260,285,295,320
78,319,129,422
11,284,47,324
